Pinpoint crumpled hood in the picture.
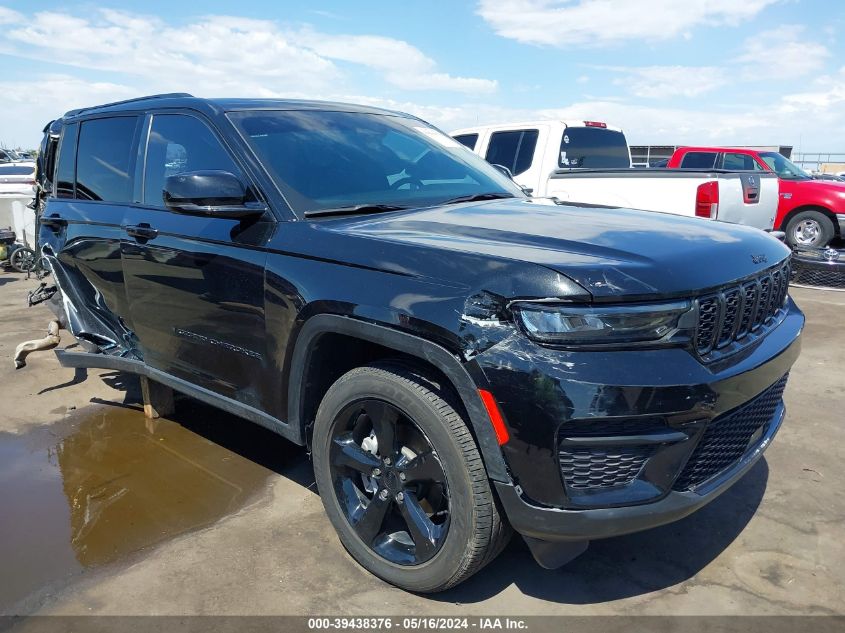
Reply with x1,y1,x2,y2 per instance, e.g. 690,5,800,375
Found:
330,199,792,299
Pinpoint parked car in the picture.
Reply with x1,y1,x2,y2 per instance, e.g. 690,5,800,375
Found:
36,94,803,592
1,149,17,163
0,162,36,196
451,121,779,232
667,147,845,248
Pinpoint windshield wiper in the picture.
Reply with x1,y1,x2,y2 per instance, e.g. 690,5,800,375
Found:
303,204,407,218
440,193,516,205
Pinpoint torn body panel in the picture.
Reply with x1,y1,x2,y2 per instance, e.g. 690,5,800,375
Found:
42,248,136,356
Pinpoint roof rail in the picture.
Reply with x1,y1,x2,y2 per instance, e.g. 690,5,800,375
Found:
64,92,195,117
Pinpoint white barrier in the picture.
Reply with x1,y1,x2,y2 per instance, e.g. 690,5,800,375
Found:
0,196,36,248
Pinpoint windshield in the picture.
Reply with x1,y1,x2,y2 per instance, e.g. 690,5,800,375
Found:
229,110,523,215
758,152,811,180
558,126,630,169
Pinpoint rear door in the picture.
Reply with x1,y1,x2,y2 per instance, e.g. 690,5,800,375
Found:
40,116,140,349
483,126,547,193
120,111,273,406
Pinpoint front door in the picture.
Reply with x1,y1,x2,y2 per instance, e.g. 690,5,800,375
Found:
120,112,273,409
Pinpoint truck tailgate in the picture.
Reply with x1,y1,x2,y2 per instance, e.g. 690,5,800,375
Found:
714,172,778,230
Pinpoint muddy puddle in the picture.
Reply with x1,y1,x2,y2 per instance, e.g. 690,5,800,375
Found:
0,400,309,610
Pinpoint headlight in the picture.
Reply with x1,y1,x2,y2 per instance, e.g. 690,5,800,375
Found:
514,300,693,345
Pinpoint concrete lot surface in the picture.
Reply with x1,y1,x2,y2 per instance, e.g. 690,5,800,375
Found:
0,270,842,616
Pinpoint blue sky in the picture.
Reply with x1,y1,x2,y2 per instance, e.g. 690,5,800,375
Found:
0,0,842,151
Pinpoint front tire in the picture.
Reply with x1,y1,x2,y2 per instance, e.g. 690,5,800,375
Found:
785,210,835,248
312,363,510,592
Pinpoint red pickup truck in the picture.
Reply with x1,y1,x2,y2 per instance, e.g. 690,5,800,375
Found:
668,147,845,248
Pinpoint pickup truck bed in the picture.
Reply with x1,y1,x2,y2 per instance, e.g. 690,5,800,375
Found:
546,168,779,231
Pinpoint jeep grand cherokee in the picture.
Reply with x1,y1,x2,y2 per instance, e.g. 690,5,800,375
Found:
35,94,803,592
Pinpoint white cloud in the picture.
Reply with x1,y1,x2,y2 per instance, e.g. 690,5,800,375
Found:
477,0,780,47
0,7,22,24
738,26,830,79
0,9,494,96
0,8,497,147
292,31,497,93
1,10,337,95
779,67,845,117
603,65,727,99
0,74,136,147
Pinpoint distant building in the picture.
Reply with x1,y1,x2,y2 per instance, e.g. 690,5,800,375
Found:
629,144,793,168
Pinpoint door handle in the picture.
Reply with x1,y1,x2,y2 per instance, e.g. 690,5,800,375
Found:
39,214,67,229
125,224,159,240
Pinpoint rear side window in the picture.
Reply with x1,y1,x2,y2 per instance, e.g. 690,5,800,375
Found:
485,129,538,176
143,114,241,207
680,151,718,169
76,117,138,202
721,152,763,170
453,133,479,150
55,123,78,198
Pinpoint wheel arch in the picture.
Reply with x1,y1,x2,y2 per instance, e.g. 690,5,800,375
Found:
287,314,510,483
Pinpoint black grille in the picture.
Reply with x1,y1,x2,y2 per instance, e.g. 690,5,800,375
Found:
717,289,741,347
559,445,654,490
696,296,719,353
737,282,758,338
790,254,845,289
673,374,788,491
792,267,845,289
695,261,790,358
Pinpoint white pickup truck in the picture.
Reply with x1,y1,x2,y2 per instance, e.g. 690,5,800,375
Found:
450,120,779,231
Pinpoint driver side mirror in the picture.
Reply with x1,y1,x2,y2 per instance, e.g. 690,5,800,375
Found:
163,170,267,219
491,163,514,180
491,163,532,196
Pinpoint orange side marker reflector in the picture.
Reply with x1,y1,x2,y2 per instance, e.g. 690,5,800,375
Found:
478,389,510,445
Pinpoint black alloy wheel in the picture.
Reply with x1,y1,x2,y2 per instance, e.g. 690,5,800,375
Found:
312,363,511,592
329,398,450,565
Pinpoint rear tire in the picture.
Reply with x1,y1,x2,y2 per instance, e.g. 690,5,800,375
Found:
312,362,510,592
785,210,834,248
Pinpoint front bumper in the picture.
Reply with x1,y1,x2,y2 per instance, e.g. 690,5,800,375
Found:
472,298,803,541
495,403,783,541
791,247,845,290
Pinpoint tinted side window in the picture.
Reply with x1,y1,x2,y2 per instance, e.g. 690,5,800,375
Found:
453,133,479,150
722,152,762,170
485,129,539,176
55,123,78,198
76,117,138,202
144,114,241,207
680,151,718,169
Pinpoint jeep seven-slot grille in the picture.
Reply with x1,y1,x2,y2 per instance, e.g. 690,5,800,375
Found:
695,261,790,357
673,374,788,491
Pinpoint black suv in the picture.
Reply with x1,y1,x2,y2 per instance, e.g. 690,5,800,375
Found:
36,94,803,592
